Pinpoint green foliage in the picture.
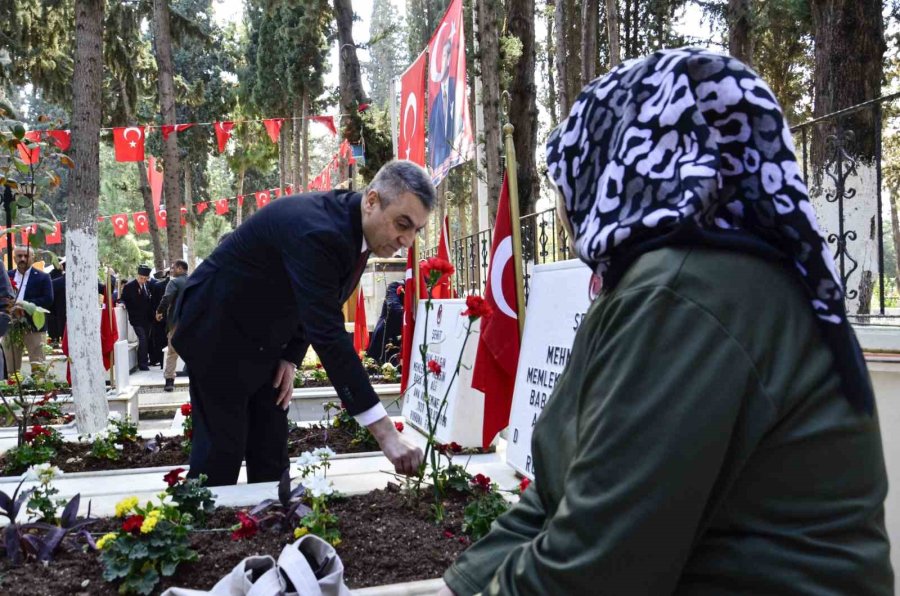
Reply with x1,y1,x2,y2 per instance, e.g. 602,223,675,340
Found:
358,106,394,183
25,465,65,524
166,474,215,526
462,488,509,541
3,442,56,474
365,0,405,109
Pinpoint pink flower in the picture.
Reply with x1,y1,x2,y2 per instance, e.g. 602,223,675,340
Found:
443,530,455,539
231,511,259,541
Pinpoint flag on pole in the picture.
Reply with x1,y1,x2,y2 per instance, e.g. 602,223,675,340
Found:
214,121,234,153
432,215,454,298
263,118,284,143
398,51,427,166
113,126,146,162
472,175,521,448
353,285,369,357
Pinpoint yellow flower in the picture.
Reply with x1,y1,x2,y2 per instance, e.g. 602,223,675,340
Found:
140,515,159,534
331,538,341,547
96,532,117,550
293,527,309,539
115,496,139,518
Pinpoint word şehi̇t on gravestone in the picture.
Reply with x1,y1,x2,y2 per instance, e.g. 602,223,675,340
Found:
401,298,485,447
506,260,592,479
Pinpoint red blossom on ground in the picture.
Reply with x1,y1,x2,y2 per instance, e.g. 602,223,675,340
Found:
461,295,493,320
519,477,531,492
24,425,52,444
33,408,52,419
436,441,463,455
163,468,186,487
427,360,442,375
231,511,259,541
122,515,144,535
6,379,15,386
394,421,404,432
180,403,191,416
471,473,492,492
443,530,455,539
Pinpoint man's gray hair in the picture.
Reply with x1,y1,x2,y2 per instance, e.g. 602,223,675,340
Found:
368,160,435,210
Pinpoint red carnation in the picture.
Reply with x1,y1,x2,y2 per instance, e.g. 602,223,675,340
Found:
33,408,51,419
394,421,404,432
231,511,259,541
163,467,186,487
180,403,191,416
6,379,15,386
449,442,462,453
443,530,455,539
420,257,455,289
471,473,491,492
427,360,442,375
122,514,144,535
519,477,531,492
461,295,493,320
23,429,35,443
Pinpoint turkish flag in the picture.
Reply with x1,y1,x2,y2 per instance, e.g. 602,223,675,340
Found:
0,227,12,251
353,285,369,357
432,215,454,298
196,201,209,215
399,51,427,166
255,190,271,208
45,222,63,245
180,206,188,226
309,115,337,136
400,243,417,392
237,195,245,207
472,175,521,448
17,131,41,165
113,126,146,162
285,184,294,195
133,211,150,234
214,121,234,153
147,156,164,213
20,224,36,246
271,187,282,199
263,118,284,143
160,123,195,140
156,209,167,228
46,130,71,151
214,198,229,215
111,213,130,237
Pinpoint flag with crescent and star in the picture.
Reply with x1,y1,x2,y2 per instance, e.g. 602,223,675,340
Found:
353,285,369,357
472,175,521,448
400,241,425,392
133,212,150,234
111,213,130,237
214,121,235,153
399,51,427,166
215,198,229,215
156,209,167,228
17,131,41,165
113,126,145,162
426,0,474,186
45,222,62,245
255,190,271,209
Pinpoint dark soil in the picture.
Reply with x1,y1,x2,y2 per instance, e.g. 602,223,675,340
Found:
0,425,378,476
0,486,470,594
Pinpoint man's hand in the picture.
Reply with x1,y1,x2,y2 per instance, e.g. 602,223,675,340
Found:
367,415,423,476
155,312,163,322
272,359,297,410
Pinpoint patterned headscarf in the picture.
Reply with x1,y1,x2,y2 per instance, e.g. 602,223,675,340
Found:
546,47,873,414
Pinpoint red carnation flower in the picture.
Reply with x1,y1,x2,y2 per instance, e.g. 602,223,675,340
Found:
449,442,462,453
23,430,35,443
519,477,531,492
231,511,259,541
180,403,191,416
471,473,492,492
420,257,455,290
461,295,493,320
122,514,144,535
443,530,455,539
394,421,404,432
6,379,15,386
33,408,51,419
427,360,442,375
163,467,186,487
9,280,17,292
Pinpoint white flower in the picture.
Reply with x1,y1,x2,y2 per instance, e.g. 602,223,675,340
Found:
305,475,334,499
23,462,62,483
295,451,319,475
107,412,122,422
312,447,336,460
114,444,124,451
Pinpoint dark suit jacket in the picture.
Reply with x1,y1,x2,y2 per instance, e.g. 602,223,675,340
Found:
49,274,66,340
8,267,53,332
172,190,379,416
367,280,404,364
120,279,154,329
428,77,457,172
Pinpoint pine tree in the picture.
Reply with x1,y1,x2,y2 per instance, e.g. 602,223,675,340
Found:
366,0,404,110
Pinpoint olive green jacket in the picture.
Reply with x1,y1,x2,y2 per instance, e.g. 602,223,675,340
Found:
445,247,892,595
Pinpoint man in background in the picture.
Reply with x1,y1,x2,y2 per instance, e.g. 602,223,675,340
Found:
156,259,188,392
120,264,154,371
4,246,53,374
48,257,66,344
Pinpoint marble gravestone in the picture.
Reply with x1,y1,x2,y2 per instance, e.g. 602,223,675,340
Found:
401,298,485,447
506,260,592,478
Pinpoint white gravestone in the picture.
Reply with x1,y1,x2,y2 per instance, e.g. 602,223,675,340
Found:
506,260,592,478
401,299,485,447
114,339,131,395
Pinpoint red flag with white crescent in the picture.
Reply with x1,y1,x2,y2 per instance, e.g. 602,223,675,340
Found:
147,156,164,213
309,115,337,136
160,123,195,140
196,201,209,215
20,224,37,246
113,126,145,162
472,175,520,448
214,121,234,153
156,209,167,228
432,215,454,299
237,195,245,207
263,119,284,143
399,51,427,166
45,222,63,245
272,187,282,199
132,211,150,234
16,131,41,164
353,285,369,357
215,199,229,215
111,213,130,237
255,190,271,208
46,130,71,151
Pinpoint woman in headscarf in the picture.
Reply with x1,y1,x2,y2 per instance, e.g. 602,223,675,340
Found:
440,48,892,595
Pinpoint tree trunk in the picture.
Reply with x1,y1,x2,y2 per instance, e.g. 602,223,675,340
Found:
68,0,109,434
477,0,503,217
301,91,310,190
152,0,183,262
546,2,558,127
508,0,539,214
580,0,598,85
236,165,245,226
891,186,900,289
292,100,301,191
727,0,753,66
555,0,569,116
184,168,195,268
279,119,288,191
334,0,366,167
606,0,620,67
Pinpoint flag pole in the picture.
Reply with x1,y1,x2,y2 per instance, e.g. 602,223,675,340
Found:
412,240,420,313
501,92,526,338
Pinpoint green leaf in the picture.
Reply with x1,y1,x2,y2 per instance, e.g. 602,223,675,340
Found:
12,124,25,140
128,541,148,559
31,310,45,330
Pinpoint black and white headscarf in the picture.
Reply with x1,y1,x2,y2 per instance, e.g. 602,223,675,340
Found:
546,47,873,414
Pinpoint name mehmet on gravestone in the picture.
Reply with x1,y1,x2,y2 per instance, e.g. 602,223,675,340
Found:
506,260,592,478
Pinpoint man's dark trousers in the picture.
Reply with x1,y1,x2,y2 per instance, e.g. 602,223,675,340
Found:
133,324,150,369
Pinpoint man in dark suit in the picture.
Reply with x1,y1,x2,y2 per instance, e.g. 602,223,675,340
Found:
172,160,434,486
3,246,53,374
48,258,66,343
120,264,154,371
367,280,404,365
149,270,169,367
